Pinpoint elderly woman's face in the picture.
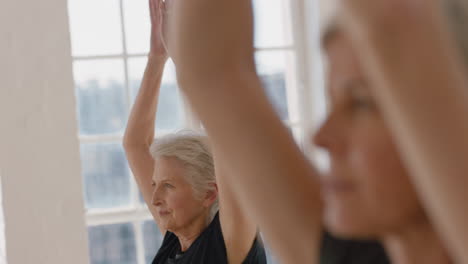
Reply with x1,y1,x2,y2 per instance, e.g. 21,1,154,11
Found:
152,157,208,233
313,32,426,239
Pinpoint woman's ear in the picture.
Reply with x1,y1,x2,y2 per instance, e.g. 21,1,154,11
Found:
203,183,218,206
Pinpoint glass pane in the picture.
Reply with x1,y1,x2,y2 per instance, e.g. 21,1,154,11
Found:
260,234,281,264
128,58,184,132
142,220,164,263
255,51,290,121
266,248,280,264
290,125,303,146
74,59,127,135
253,0,292,48
88,223,137,264
81,143,131,209
68,0,123,56
139,190,146,204
123,0,151,54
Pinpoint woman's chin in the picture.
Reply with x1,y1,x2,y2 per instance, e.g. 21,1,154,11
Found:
323,208,380,240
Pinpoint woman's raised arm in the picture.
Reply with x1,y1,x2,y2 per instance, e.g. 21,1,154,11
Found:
123,0,168,234
167,0,323,263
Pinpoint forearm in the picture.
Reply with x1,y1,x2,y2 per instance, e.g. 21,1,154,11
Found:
123,55,168,234
123,56,167,148
345,2,468,262
179,70,322,263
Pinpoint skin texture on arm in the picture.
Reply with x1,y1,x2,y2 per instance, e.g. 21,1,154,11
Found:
213,148,258,264
123,0,168,234
167,0,323,263
340,1,468,262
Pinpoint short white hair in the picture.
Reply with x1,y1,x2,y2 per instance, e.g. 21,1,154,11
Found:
150,130,218,220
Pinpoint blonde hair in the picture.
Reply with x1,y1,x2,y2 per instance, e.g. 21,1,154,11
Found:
444,0,468,68
150,130,219,220
321,1,468,65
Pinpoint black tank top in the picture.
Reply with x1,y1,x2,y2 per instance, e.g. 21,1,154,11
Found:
320,232,390,264
152,212,267,264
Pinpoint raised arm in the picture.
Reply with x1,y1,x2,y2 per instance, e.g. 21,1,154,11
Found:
213,147,258,264
123,0,168,233
340,1,468,262
167,0,323,263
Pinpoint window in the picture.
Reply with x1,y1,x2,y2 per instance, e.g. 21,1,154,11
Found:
67,0,322,263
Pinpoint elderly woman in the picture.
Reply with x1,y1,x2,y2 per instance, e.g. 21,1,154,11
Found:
122,1,266,263
161,0,468,263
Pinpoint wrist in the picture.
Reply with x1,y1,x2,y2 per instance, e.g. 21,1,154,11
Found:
148,52,168,63
146,55,168,72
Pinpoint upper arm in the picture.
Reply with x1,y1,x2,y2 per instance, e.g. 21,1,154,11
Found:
124,144,166,235
180,75,322,263
214,149,258,264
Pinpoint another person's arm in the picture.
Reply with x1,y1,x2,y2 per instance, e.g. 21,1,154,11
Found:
123,0,168,234
340,1,468,262
214,149,258,264
168,0,323,263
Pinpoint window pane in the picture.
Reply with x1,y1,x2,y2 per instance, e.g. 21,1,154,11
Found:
253,0,292,48
142,220,164,263
260,234,281,264
255,51,291,121
81,143,131,209
68,0,123,56
74,59,127,135
88,223,137,264
128,58,184,132
290,125,303,146
123,0,151,54
265,247,280,264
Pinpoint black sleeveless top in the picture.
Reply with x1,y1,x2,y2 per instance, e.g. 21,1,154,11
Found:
320,232,390,264
152,212,267,264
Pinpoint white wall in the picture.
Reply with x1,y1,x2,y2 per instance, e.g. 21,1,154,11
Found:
0,172,5,264
0,0,89,263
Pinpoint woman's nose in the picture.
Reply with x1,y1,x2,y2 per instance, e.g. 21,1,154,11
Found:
312,113,344,154
313,117,333,150
151,188,162,206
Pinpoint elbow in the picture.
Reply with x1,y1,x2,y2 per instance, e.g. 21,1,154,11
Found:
122,133,134,150
123,134,153,153
123,135,143,151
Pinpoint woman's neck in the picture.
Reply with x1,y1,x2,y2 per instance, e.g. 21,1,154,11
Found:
174,211,211,252
383,220,451,264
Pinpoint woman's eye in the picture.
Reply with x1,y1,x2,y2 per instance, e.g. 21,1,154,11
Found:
164,183,174,188
351,97,375,111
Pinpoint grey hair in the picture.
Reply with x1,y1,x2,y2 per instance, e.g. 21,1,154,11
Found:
150,130,218,221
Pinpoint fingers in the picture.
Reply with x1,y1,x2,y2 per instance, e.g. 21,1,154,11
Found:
164,0,175,13
149,0,160,25
155,0,161,12
149,0,155,24
161,0,167,13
